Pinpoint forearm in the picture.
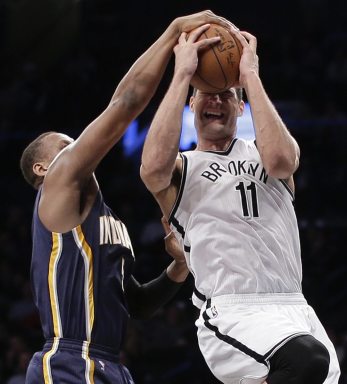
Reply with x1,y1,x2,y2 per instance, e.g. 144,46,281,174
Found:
141,71,191,193
244,72,300,179
65,22,181,182
125,270,186,319
111,21,181,113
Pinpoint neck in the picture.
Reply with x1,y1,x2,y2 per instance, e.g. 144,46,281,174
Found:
196,136,235,152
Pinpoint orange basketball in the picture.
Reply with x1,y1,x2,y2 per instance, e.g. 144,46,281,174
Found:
189,24,242,93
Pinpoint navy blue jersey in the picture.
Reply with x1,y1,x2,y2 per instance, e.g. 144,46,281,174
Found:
31,188,135,378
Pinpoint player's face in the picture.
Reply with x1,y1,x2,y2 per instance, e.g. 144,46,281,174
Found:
190,88,244,141
32,133,74,184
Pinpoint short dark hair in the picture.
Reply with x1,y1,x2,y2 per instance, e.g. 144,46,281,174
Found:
20,131,56,189
192,87,243,101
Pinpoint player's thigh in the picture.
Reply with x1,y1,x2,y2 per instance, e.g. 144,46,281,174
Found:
195,297,312,384
25,352,44,383
267,335,330,384
196,306,269,383
26,350,88,383
93,359,135,384
26,350,135,384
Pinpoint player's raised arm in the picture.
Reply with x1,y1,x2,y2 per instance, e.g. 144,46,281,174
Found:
231,29,300,180
140,25,221,205
49,11,231,187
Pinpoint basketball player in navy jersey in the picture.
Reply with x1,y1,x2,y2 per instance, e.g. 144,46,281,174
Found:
140,26,340,383
19,11,232,384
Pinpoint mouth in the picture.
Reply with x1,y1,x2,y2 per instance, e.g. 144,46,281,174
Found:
203,111,225,120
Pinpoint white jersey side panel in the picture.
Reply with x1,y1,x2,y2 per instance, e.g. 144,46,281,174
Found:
169,138,302,303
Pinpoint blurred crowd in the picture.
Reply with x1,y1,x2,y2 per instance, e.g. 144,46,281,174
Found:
0,0,346,383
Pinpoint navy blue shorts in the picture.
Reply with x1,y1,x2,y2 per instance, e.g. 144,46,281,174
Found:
25,338,135,383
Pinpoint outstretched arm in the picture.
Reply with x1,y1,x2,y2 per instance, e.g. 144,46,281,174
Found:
41,12,230,231
51,12,230,185
140,25,221,215
231,30,300,181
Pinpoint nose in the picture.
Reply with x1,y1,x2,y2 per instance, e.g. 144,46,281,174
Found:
209,93,222,103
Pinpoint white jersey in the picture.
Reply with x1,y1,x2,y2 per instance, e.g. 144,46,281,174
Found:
169,138,302,306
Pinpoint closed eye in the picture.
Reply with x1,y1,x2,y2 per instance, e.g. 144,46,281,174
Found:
60,140,73,150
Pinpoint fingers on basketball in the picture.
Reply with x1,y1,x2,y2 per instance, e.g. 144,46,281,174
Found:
188,23,242,93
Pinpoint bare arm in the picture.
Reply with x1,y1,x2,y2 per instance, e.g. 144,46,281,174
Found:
232,30,300,181
141,25,221,215
49,20,187,187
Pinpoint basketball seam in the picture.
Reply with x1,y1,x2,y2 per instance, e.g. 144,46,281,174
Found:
195,31,230,91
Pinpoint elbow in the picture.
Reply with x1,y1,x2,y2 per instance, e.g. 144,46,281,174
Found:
264,152,299,179
140,163,171,194
140,162,153,182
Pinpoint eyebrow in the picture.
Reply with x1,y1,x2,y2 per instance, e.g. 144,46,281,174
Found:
199,90,235,97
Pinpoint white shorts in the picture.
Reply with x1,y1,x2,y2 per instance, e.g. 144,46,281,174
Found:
195,293,340,384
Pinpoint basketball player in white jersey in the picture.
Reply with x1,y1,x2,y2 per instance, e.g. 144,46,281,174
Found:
140,25,340,384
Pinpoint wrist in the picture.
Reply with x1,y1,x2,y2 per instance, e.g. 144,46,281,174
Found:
172,69,193,88
168,18,182,40
166,260,189,283
242,70,261,91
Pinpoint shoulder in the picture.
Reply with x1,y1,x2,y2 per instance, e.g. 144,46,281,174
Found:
39,176,99,233
233,138,259,156
236,138,257,149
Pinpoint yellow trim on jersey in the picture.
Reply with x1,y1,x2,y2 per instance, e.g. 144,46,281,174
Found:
48,232,63,337
72,226,95,383
43,233,63,383
73,225,95,338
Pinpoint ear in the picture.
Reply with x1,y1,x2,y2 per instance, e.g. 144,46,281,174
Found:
33,162,48,177
237,100,245,117
189,96,195,112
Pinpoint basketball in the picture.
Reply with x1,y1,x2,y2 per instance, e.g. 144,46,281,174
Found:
189,24,242,93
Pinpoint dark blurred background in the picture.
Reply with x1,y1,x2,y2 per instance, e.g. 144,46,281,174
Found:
1,0,347,383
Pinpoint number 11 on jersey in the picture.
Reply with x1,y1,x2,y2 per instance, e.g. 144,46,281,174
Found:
235,181,259,217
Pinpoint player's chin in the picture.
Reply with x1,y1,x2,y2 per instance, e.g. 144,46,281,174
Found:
204,118,227,128
205,123,230,138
